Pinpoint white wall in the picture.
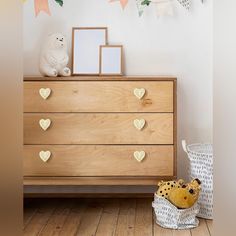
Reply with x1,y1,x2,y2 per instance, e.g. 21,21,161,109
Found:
23,0,212,191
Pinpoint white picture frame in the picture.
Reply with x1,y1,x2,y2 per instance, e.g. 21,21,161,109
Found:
99,45,123,76
72,27,108,75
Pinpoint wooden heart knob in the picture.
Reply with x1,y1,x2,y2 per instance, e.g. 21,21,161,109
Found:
133,119,146,130
134,151,146,162
39,151,51,162
39,119,51,131
39,88,51,100
134,88,146,99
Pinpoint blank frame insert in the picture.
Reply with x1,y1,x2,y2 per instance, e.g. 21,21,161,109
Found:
72,27,108,75
100,45,123,75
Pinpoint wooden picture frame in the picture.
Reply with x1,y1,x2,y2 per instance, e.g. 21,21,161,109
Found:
99,45,123,76
72,27,108,75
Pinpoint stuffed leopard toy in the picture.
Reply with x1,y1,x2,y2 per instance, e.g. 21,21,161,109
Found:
169,178,201,209
156,179,184,199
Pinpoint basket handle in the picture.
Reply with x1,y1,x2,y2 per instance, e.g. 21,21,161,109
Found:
182,140,188,153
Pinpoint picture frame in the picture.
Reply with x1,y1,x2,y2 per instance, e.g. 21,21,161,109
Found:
99,45,123,76
72,27,108,75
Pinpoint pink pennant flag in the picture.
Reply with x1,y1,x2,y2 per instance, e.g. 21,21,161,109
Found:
34,0,51,16
110,0,129,10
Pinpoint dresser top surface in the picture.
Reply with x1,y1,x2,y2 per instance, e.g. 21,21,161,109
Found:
24,76,177,82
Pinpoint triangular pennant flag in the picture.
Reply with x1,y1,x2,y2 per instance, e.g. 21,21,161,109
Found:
22,0,63,16
136,0,148,16
34,0,51,16
110,0,129,10
177,0,191,10
55,0,64,7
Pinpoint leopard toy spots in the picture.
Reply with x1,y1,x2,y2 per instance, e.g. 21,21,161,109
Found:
156,179,184,199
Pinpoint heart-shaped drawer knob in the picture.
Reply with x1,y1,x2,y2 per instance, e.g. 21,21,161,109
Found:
39,119,51,131
39,88,51,100
134,151,146,162
133,119,146,130
39,151,51,162
134,88,146,99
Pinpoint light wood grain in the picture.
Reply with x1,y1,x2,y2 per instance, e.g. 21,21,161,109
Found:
24,113,173,145
75,201,103,236
23,203,38,229
153,221,173,236
24,198,211,236
24,176,175,186
59,199,88,236
191,218,210,236
24,145,173,177
95,199,120,236
24,200,58,236
24,81,173,113
23,77,177,186
114,199,136,236
134,198,153,236
172,229,191,236
38,200,73,236
206,219,213,235
24,76,177,81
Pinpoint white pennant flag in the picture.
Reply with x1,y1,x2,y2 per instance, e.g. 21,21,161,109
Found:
136,0,149,17
152,0,173,17
177,0,191,10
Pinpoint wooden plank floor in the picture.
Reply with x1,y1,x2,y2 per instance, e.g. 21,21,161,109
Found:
24,198,212,236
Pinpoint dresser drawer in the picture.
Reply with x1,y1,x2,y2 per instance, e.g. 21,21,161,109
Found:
24,145,174,177
24,113,173,144
24,81,173,112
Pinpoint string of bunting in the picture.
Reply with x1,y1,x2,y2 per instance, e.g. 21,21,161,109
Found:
22,0,204,17
111,0,204,17
22,0,63,16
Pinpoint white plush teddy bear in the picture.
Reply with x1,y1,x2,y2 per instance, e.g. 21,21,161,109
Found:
39,33,71,77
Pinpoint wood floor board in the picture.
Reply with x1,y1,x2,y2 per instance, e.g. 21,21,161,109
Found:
24,199,58,236
23,198,40,228
191,218,210,236
206,219,213,236
134,198,153,236
153,220,173,236
114,199,136,236
59,199,88,236
23,207,38,229
75,199,103,236
37,199,74,236
23,198,211,236
172,229,191,236
95,199,120,236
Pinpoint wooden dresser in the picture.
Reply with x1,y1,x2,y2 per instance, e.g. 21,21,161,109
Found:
23,76,177,186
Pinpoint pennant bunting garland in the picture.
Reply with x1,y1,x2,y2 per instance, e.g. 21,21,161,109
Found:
136,0,153,17
177,0,191,10
34,0,51,16
23,0,195,18
22,0,64,17
136,0,148,17
55,0,64,7
110,0,129,9
127,0,192,17
110,0,192,15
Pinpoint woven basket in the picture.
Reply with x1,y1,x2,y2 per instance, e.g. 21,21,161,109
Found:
182,140,213,219
152,194,200,230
